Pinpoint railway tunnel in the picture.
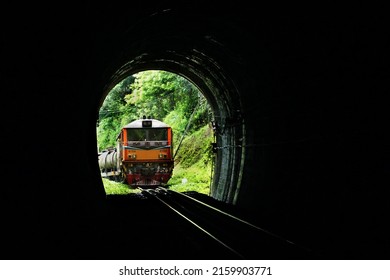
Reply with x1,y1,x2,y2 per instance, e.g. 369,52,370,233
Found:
2,3,389,259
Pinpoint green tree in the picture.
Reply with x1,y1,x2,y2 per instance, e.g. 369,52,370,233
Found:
97,76,134,151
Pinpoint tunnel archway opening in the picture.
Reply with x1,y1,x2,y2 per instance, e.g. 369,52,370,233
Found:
96,69,216,196
94,10,247,204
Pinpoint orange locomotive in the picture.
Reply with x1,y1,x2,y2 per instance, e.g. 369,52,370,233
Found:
98,117,174,188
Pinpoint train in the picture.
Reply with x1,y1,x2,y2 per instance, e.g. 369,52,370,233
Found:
98,117,174,188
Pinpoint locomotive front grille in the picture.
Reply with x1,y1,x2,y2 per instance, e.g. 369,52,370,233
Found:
141,167,156,176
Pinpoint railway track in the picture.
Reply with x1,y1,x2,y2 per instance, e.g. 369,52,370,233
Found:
139,187,316,259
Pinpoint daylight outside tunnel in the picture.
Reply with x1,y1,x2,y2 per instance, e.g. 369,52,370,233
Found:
96,70,218,196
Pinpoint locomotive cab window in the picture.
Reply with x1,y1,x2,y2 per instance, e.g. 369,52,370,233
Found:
127,128,167,141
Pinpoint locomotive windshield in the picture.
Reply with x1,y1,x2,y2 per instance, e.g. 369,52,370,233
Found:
127,128,167,141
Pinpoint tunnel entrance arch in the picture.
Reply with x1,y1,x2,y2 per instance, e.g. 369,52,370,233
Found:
96,10,247,204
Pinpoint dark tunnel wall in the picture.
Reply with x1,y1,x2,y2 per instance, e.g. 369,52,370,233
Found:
234,17,390,257
2,4,389,259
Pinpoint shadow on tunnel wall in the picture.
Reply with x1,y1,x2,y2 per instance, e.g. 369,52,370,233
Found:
1,3,389,259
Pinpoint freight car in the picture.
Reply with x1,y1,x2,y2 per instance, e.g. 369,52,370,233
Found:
98,117,174,188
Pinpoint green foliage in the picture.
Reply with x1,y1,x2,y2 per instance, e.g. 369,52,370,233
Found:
168,160,212,195
97,118,121,150
174,124,214,168
97,76,136,151
101,178,140,195
168,181,210,195
165,124,214,195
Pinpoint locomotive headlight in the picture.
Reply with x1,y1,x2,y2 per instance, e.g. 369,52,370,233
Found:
142,120,152,127
159,153,167,159
128,153,136,159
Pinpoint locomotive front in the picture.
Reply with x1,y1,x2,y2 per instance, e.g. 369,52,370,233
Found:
118,117,174,188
